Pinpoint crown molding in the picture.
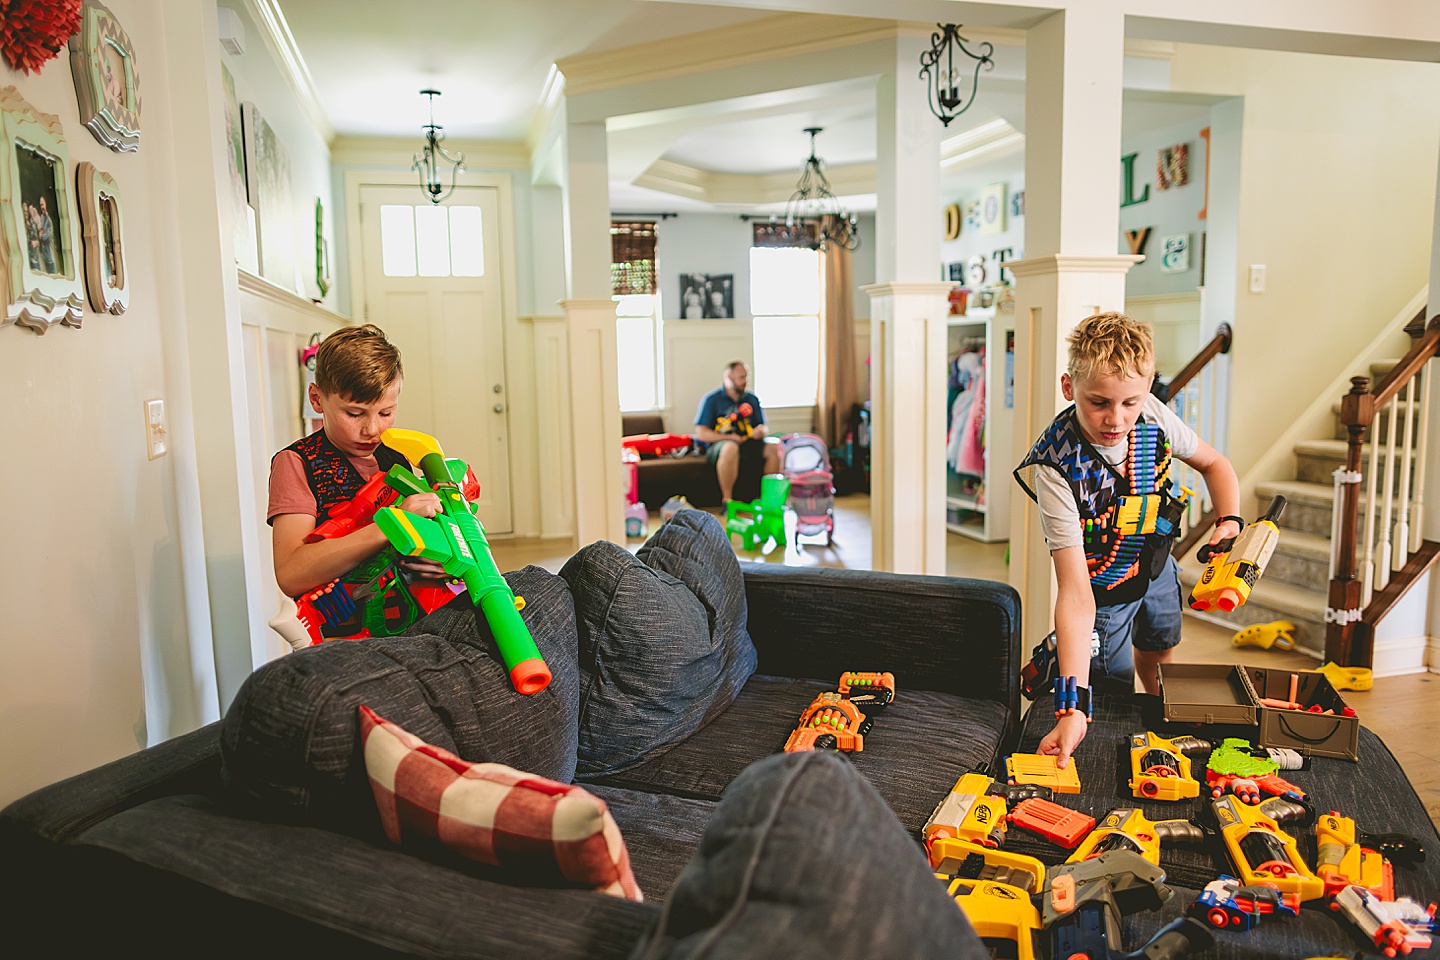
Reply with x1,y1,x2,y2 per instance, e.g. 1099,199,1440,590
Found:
557,13,898,97
241,0,334,144
527,64,566,153
633,158,875,206
331,136,530,170
1006,254,1145,277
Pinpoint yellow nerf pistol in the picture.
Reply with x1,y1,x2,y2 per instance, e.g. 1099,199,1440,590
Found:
1189,496,1287,613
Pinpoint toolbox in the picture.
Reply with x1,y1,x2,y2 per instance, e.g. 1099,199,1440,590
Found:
1158,662,1359,761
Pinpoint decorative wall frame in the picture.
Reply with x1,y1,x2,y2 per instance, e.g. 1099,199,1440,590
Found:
1160,233,1191,273
980,182,1006,236
68,1,141,153
1157,143,1189,190
242,101,296,291
0,87,84,332
76,161,128,314
315,197,330,297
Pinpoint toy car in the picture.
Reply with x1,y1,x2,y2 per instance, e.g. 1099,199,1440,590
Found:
621,432,692,458
1190,876,1299,930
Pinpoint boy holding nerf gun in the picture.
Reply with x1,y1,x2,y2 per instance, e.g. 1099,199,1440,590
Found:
1015,314,1240,766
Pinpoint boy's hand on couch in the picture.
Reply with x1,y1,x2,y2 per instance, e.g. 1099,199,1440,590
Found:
1038,712,1089,769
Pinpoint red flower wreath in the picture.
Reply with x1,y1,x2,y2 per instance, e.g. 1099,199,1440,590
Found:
0,0,83,75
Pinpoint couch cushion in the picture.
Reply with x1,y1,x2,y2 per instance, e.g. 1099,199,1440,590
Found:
585,785,715,902
359,705,641,900
221,566,581,833
560,517,754,779
586,674,1012,834
628,751,989,960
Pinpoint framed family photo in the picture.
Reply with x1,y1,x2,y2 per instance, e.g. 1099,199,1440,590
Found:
679,272,734,319
0,87,84,332
68,0,141,153
76,161,128,314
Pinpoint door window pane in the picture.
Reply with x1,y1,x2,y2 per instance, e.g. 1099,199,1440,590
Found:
380,204,417,277
414,205,450,277
449,206,485,276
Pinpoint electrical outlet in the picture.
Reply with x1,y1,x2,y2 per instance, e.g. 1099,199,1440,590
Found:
145,398,168,460
1248,264,1267,294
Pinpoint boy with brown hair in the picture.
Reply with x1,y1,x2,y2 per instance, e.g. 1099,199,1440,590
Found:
268,324,444,598
1014,312,1241,766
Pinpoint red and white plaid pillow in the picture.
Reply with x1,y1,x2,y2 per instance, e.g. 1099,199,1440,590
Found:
358,704,642,901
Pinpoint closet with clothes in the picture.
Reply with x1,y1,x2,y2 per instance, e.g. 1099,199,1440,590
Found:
946,313,1012,542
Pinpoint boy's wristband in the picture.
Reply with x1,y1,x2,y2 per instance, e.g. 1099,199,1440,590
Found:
1215,515,1245,530
1053,676,1092,722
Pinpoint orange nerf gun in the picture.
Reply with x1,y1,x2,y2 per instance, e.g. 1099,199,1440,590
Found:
782,672,894,753
1189,496,1287,612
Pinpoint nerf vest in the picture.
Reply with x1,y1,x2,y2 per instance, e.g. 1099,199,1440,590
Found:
1014,408,1184,606
282,429,410,517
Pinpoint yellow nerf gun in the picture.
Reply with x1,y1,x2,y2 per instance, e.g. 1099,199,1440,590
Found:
1128,732,1209,802
1189,496,1287,613
1211,794,1324,902
1066,807,1206,866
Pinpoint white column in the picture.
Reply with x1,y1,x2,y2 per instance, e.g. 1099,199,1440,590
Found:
1007,9,1141,634
869,30,946,574
561,116,624,545
864,282,952,574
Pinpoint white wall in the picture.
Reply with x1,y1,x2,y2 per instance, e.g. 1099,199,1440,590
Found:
0,0,222,806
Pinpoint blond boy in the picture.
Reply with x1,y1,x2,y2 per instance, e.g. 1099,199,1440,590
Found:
1015,313,1241,765
268,324,444,598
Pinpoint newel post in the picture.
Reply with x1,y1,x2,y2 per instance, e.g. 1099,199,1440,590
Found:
1325,376,1374,666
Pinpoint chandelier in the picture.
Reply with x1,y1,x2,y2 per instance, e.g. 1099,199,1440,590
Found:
783,127,859,252
918,24,994,127
413,89,465,204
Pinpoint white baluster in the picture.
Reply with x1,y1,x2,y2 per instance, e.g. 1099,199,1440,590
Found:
1395,374,1418,570
1411,362,1431,553
1360,403,1382,606
1377,391,1400,590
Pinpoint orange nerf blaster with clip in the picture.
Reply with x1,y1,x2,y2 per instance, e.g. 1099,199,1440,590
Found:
1189,496,1287,612
783,672,894,753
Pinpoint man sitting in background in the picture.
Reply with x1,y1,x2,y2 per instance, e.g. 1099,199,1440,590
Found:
694,360,781,502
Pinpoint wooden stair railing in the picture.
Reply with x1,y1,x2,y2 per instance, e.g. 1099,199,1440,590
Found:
1158,322,1233,560
1328,314,1440,667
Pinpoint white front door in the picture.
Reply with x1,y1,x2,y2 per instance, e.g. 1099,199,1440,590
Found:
358,184,513,533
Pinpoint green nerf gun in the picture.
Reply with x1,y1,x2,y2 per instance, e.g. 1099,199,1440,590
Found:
373,428,552,695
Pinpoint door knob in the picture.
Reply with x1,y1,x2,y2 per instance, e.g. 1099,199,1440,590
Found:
493,383,503,394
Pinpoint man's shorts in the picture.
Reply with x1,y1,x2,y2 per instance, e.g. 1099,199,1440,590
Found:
1091,553,1184,683
705,437,765,467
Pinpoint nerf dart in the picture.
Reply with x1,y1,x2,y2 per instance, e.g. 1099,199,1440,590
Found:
1128,732,1209,801
1190,875,1299,930
1210,795,1324,902
1189,495,1287,612
1067,808,1207,866
783,673,894,754
1335,885,1437,958
1043,850,1214,960
374,429,551,695
1232,620,1297,651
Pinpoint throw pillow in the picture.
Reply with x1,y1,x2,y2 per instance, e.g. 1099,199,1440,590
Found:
221,565,581,832
559,516,754,780
630,751,987,960
359,704,642,901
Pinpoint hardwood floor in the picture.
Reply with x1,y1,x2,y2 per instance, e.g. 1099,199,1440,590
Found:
490,493,1439,829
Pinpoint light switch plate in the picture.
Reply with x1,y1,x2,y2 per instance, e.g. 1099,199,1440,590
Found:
145,398,168,460
1248,264,1267,294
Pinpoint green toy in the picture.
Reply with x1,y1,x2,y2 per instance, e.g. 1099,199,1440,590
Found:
1207,738,1279,778
725,473,789,553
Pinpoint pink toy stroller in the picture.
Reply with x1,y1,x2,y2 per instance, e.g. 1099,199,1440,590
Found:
778,433,835,547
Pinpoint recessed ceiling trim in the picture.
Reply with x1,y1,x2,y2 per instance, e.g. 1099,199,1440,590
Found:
241,0,334,144
634,157,875,207
557,13,898,98
527,65,566,153
331,136,529,171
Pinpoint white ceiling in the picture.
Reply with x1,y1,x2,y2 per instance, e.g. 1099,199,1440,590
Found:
271,0,1223,213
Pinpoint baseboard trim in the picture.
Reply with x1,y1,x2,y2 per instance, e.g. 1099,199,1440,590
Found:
1372,634,1429,678
1428,636,1440,674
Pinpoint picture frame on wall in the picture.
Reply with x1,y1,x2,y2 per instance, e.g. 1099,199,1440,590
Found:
679,272,734,319
67,0,141,153
0,86,85,332
76,161,128,314
242,101,296,291
980,182,1007,236
315,197,330,298
221,64,257,273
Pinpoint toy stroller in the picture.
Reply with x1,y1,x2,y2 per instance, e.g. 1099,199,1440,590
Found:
778,433,835,547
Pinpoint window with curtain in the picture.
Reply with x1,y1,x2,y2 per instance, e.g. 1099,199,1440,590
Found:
611,220,664,412
749,245,820,408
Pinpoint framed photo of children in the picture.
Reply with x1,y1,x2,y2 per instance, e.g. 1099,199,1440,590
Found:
76,161,128,314
67,0,141,153
0,87,85,333
679,272,734,319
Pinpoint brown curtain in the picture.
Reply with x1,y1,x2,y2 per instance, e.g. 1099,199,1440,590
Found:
817,215,857,448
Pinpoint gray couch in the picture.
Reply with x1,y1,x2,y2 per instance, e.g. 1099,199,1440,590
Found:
1,510,1017,958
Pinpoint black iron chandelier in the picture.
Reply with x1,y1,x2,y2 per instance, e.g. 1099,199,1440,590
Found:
783,127,859,252
918,24,994,127
413,89,466,204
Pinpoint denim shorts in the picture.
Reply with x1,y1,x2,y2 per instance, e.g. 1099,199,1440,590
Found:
1091,553,1184,683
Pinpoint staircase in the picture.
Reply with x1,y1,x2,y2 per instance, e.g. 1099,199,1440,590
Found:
1177,358,1417,657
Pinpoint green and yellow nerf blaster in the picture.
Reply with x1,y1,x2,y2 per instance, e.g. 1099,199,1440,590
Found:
374,429,552,695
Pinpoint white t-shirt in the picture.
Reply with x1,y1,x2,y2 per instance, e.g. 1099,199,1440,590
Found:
1035,394,1200,551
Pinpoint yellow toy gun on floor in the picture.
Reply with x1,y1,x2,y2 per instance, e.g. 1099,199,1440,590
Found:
374,429,551,695
1189,496,1287,613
